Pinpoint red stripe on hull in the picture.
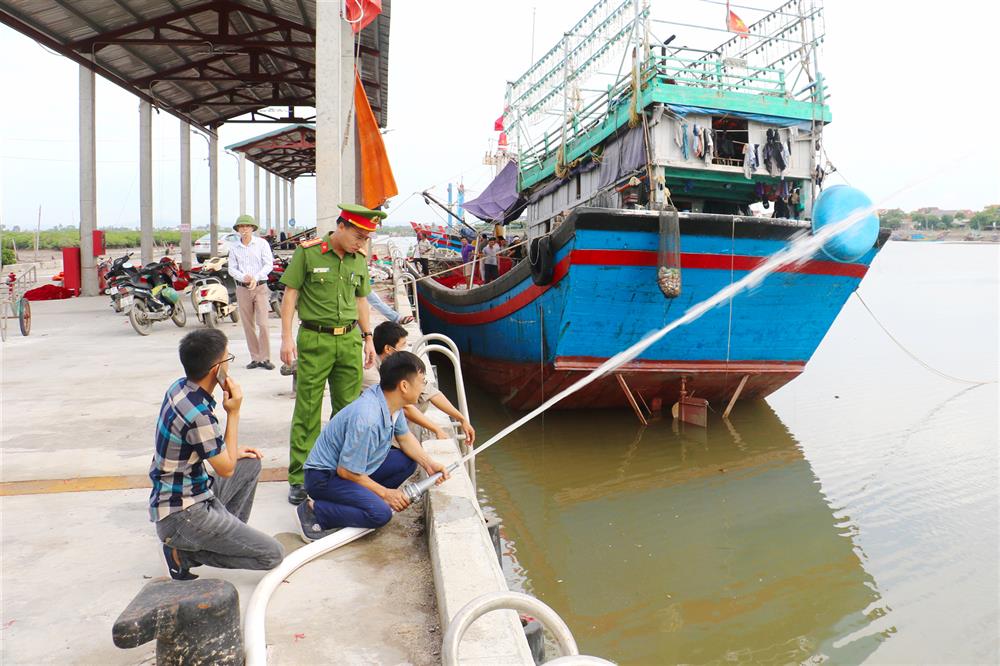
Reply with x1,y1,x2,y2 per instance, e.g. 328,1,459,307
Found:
421,249,868,326
419,253,572,325
572,249,869,278
462,355,803,410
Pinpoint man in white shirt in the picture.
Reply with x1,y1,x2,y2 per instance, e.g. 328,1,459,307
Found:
228,215,276,370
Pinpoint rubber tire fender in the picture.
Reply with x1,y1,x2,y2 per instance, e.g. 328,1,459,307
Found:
528,236,555,286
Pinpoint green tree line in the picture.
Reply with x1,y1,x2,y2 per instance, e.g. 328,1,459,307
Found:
1,226,208,252
880,206,999,231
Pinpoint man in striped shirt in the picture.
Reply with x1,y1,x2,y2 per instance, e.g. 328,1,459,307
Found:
150,329,284,580
229,215,276,370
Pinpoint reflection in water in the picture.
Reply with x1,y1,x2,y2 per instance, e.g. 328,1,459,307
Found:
472,399,889,665
435,243,997,664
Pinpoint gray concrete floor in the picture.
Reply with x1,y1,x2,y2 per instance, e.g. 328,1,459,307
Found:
1,290,440,664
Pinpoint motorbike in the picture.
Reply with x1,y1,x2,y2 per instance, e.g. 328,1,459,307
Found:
126,258,187,335
189,256,240,328
101,253,140,314
266,256,288,315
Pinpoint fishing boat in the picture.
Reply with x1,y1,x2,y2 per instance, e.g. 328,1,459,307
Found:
414,0,888,411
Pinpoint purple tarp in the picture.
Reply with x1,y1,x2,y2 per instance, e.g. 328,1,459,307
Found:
463,161,526,223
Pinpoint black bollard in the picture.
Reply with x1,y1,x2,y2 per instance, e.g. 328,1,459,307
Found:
112,578,244,665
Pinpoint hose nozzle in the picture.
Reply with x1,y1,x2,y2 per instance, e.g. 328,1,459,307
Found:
401,462,461,503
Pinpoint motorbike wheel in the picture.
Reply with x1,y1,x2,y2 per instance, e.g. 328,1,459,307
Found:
129,300,153,336
171,302,187,327
270,292,283,315
229,308,240,324
202,308,218,329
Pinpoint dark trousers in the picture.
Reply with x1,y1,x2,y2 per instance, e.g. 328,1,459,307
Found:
156,458,284,570
417,258,430,276
304,449,417,529
484,264,499,283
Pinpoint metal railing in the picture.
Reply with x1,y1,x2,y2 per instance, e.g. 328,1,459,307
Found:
397,271,420,327
412,333,474,487
442,591,614,665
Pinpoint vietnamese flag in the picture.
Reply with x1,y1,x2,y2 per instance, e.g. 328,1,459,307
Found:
726,1,749,38
345,0,381,34
494,114,505,131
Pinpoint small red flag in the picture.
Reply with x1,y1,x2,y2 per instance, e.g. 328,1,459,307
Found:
345,0,381,34
726,1,749,38
498,132,508,149
494,114,505,132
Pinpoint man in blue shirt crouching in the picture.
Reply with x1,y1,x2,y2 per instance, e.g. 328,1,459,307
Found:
297,351,451,541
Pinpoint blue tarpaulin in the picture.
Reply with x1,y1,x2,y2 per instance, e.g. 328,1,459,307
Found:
664,104,812,130
463,161,527,223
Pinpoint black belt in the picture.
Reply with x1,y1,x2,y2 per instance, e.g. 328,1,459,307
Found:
300,320,357,335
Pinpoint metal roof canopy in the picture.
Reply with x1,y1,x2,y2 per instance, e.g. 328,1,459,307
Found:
226,122,314,179
0,0,390,131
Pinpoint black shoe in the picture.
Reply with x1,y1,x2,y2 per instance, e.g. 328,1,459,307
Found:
163,544,198,581
280,361,297,376
287,483,308,505
296,501,342,544
260,360,275,370
246,361,260,370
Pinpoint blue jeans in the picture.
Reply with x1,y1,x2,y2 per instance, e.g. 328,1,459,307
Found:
304,449,417,529
366,291,399,323
155,458,284,570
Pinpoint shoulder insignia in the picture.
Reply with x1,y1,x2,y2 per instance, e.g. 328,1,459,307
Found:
300,237,323,248
321,242,329,253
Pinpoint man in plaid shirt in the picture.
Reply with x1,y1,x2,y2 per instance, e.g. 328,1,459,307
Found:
150,328,284,580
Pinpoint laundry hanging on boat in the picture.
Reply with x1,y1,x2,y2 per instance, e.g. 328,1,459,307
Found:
680,123,689,159
742,142,759,179
702,127,714,164
692,124,703,158
763,128,787,176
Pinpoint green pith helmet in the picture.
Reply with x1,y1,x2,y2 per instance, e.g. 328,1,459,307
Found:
233,214,259,231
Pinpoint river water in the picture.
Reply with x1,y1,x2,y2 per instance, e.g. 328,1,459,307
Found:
459,242,998,665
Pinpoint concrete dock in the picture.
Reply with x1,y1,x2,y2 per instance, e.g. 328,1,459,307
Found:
1,278,530,664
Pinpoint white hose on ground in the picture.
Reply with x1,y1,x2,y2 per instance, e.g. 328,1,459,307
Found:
244,527,372,666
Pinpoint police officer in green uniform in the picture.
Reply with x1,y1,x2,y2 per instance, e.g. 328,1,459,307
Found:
279,203,385,504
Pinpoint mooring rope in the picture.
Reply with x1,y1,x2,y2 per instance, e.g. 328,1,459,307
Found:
854,291,997,386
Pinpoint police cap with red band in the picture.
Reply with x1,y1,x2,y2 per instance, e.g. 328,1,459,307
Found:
337,203,386,232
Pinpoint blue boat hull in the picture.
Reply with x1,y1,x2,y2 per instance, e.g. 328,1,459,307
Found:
417,208,887,410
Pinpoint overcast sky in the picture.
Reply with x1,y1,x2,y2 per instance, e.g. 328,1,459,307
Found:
1,0,997,231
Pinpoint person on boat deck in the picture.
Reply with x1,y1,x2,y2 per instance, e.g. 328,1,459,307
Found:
150,329,284,580
361,321,476,446
482,237,501,283
413,233,433,276
296,352,451,540
460,237,474,279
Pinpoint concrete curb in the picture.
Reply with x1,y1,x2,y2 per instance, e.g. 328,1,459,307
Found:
421,439,533,665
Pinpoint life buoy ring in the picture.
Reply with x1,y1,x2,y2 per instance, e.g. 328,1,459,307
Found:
528,236,555,286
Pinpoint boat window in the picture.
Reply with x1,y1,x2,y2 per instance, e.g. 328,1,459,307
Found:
711,116,748,167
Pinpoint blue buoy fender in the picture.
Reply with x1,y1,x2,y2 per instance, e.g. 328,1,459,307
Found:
811,185,879,262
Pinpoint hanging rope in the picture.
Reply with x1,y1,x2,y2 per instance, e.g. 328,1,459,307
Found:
854,291,996,386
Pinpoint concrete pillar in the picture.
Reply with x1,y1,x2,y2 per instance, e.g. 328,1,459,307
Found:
238,153,247,216
180,121,192,270
139,100,154,266
209,133,218,254
79,66,98,296
264,170,271,232
281,179,288,236
253,164,261,227
290,179,296,227
273,173,280,236
316,4,356,236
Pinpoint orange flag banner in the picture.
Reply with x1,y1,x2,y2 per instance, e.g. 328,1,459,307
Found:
345,0,381,34
354,70,398,209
